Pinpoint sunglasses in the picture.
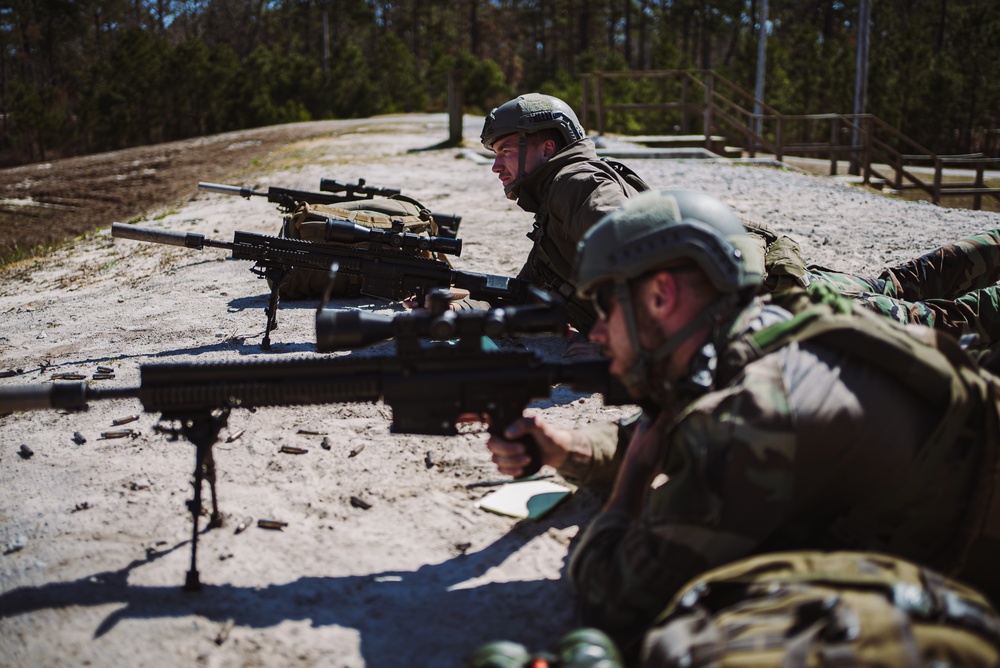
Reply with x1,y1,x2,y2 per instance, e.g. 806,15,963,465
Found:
591,264,700,321
593,282,617,321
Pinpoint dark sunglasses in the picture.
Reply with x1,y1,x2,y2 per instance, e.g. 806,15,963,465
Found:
591,264,700,321
593,282,617,321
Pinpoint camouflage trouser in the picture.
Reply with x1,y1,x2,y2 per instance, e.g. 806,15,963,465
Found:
809,229,1000,347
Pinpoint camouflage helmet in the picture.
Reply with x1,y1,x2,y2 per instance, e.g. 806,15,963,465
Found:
573,189,762,299
573,189,762,398
481,93,585,150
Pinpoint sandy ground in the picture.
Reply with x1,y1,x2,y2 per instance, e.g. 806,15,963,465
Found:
2,114,1000,667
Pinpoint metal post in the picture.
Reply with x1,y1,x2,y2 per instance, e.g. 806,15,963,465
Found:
975,163,985,210
933,158,943,205
594,76,605,135
851,0,871,176
703,73,714,151
753,0,769,156
830,117,839,176
322,5,330,79
448,70,463,146
681,76,690,134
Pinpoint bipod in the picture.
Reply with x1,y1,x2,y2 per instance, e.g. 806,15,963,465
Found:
254,265,288,350
159,408,231,591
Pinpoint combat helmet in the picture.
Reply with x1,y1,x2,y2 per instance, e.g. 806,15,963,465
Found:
572,189,761,395
481,93,585,150
481,93,585,199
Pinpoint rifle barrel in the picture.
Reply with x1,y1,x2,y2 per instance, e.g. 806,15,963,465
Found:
112,222,215,250
198,182,262,199
0,381,138,412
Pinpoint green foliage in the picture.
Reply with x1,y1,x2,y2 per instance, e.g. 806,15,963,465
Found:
327,42,379,118
427,50,510,114
1,0,998,164
371,32,427,113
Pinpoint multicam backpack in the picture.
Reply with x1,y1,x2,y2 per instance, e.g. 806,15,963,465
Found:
716,282,1000,604
275,197,449,299
641,551,1000,668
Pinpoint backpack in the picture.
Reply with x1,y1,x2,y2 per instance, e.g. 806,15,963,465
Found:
274,197,449,300
641,550,1000,668
719,283,1000,605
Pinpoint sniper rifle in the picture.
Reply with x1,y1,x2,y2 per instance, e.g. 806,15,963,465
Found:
0,296,628,590
111,221,530,349
199,179,462,238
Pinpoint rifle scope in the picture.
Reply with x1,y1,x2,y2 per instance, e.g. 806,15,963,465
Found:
315,295,567,352
322,218,462,256
319,177,401,198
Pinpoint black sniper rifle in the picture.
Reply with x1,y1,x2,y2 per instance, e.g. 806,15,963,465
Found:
111,221,530,349
198,179,463,239
0,295,629,590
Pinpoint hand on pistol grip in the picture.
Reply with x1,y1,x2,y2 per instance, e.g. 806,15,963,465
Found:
513,431,543,478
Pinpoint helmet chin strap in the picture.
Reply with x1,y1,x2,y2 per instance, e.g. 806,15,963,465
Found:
615,279,738,401
502,132,529,200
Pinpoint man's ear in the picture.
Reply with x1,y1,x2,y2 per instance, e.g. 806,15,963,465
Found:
646,271,681,320
540,139,558,160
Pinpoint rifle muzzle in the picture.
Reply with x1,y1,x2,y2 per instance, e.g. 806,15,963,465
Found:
112,222,206,249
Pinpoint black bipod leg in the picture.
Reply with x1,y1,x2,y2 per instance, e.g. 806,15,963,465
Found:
175,408,231,592
262,269,289,350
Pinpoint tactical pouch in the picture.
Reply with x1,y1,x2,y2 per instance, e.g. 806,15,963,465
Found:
275,198,441,300
641,551,1000,668
762,234,811,293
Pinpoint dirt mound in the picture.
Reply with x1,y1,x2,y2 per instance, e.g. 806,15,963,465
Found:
0,121,381,262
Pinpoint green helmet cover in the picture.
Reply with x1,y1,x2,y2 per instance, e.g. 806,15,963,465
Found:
481,93,585,150
572,190,763,398
573,189,763,299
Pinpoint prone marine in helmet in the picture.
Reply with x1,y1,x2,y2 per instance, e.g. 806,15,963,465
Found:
481,93,644,335
485,188,1000,656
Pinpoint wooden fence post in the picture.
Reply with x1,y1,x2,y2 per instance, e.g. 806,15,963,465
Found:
447,70,463,147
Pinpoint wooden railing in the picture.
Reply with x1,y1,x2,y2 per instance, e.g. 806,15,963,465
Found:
581,70,1000,210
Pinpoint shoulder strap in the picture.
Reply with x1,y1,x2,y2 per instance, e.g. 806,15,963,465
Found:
600,157,650,192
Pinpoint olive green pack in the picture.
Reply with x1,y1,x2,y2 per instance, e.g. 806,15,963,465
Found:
717,283,1000,600
738,216,811,292
274,197,446,300
641,550,1000,667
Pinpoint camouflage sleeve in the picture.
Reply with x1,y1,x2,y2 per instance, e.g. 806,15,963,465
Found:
567,342,936,648
881,228,1000,301
568,383,775,648
557,412,643,488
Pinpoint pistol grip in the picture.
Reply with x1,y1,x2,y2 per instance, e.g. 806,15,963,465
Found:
513,433,543,479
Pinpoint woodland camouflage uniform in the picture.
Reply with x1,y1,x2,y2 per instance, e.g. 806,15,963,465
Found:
562,190,1000,656
753,220,1000,348
813,229,1000,346
564,294,997,648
